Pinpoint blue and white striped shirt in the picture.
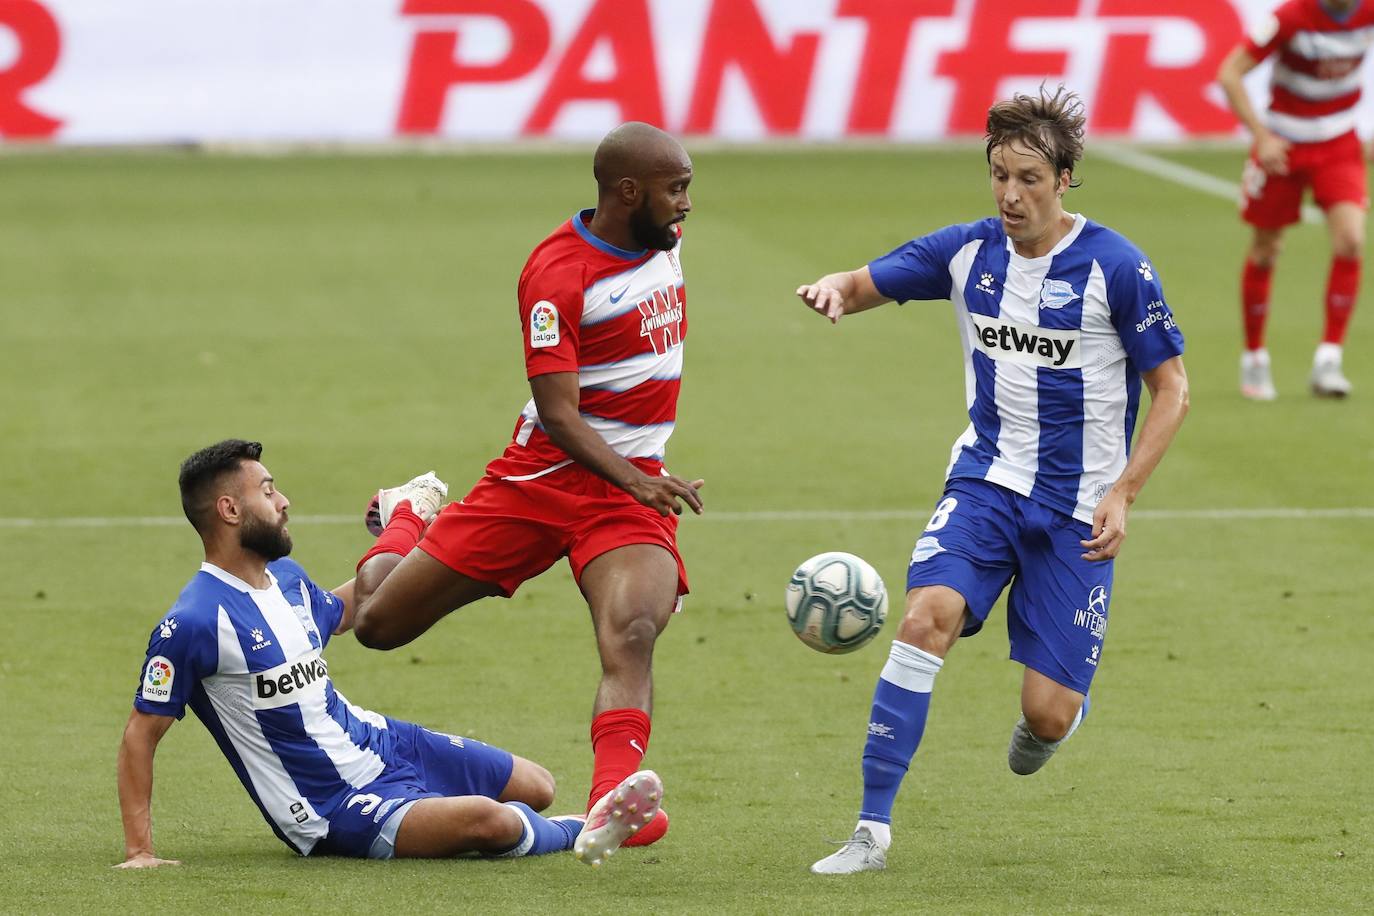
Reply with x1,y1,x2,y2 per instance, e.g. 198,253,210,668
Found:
134,559,393,855
870,214,1185,524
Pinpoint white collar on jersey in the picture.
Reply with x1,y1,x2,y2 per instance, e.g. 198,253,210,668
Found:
200,561,279,594
1005,212,1087,265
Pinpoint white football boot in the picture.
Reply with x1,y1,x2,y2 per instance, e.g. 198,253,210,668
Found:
810,826,888,875
364,471,449,536
573,770,663,867
1240,349,1277,401
1310,344,1353,398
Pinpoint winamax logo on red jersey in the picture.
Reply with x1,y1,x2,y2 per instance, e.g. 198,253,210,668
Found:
636,286,684,355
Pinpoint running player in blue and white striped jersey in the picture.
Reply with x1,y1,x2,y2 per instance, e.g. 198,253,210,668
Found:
116,440,659,868
799,88,1190,875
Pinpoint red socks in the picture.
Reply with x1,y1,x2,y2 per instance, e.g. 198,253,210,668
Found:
587,707,668,846
587,708,651,809
1324,255,1360,345
355,503,425,572
1242,258,1273,352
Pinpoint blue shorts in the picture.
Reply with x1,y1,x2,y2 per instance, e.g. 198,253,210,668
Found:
312,718,515,859
906,479,1112,694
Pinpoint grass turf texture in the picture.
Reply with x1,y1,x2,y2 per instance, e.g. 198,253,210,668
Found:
0,146,1370,914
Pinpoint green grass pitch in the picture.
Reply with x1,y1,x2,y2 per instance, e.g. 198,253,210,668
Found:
0,146,1369,914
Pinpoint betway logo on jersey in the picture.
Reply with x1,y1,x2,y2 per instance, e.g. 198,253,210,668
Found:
252,650,329,709
967,315,1081,369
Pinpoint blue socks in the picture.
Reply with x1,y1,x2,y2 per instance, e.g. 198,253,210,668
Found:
859,640,944,825
496,802,582,857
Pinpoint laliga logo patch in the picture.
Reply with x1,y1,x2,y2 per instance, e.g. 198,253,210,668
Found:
530,301,560,348
1039,278,1079,310
142,656,175,702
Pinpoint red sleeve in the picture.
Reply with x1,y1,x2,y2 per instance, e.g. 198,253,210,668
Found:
1242,1,1299,62
518,260,585,379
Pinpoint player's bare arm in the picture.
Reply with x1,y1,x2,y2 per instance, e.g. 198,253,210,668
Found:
330,578,356,634
115,709,180,869
529,371,703,517
796,266,889,323
1217,46,1290,175
1081,356,1190,562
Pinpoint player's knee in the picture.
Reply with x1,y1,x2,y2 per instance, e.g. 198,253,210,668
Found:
352,603,401,650
895,591,963,655
1332,235,1364,260
1022,704,1077,743
523,763,558,810
469,798,519,845
1249,239,1282,266
607,611,663,658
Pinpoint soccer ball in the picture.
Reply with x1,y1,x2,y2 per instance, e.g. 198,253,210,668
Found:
785,552,888,654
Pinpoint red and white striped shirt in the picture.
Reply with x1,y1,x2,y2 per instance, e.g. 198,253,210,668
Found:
1246,0,1374,143
494,209,687,480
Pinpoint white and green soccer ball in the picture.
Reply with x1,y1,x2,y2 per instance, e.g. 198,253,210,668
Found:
785,551,888,654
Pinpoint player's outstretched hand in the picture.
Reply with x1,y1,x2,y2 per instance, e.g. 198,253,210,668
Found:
1081,490,1129,562
796,282,846,323
628,474,704,517
115,853,181,869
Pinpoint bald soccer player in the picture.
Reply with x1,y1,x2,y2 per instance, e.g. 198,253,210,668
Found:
349,123,700,853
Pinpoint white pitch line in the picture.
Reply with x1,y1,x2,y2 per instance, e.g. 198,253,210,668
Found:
0,507,1370,529
1094,144,1323,225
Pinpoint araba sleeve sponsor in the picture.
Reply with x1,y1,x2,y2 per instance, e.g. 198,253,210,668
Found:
252,649,330,710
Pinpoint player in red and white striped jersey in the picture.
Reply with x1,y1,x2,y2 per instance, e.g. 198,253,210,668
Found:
1217,0,1369,399
347,123,700,850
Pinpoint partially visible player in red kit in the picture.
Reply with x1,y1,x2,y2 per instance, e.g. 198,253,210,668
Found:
347,123,700,853
1217,0,1369,400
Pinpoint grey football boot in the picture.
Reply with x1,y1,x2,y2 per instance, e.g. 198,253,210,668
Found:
810,826,887,875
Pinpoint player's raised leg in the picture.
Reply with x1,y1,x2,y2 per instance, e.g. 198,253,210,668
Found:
1240,226,1282,401
1008,669,1088,776
1312,201,1362,398
811,585,963,875
578,544,679,846
354,548,503,649
351,472,504,649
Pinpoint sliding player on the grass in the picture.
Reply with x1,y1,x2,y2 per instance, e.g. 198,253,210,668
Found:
1217,0,1370,399
116,439,658,868
350,122,698,848
796,88,1189,874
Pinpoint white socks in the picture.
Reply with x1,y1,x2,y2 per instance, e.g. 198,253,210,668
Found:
857,819,891,849
880,640,944,693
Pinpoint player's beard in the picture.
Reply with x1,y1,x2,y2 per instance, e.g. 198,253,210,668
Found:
240,511,293,561
629,198,678,252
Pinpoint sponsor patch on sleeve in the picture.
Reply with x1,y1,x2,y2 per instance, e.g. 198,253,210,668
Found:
530,301,560,348
141,656,175,702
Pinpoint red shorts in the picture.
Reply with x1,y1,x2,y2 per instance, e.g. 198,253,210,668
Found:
418,459,688,599
1241,130,1368,229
